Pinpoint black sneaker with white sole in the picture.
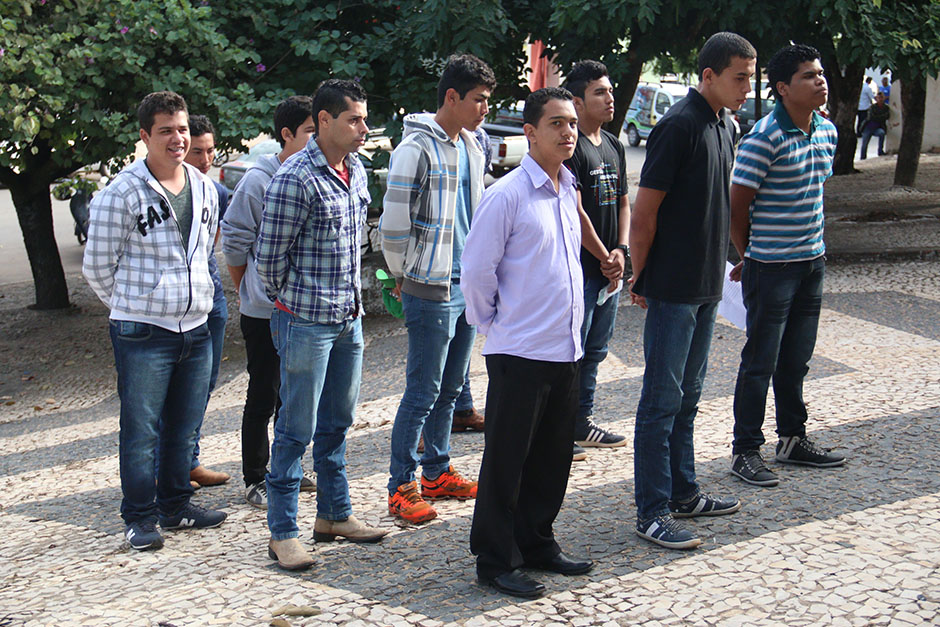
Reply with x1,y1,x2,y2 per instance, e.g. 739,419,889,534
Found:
574,420,627,448
636,514,701,550
125,520,164,551
669,492,741,518
731,450,780,486
776,436,845,467
159,503,227,530
246,481,268,509
572,443,587,462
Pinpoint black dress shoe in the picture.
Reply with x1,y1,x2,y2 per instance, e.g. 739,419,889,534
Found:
479,569,546,599
524,552,594,576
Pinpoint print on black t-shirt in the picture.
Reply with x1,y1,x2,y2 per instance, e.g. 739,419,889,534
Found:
564,129,627,279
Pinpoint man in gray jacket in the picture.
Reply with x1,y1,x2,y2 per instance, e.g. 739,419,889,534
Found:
220,96,316,508
83,91,227,551
380,54,495,524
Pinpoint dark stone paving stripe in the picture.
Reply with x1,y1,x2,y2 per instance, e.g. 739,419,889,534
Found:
823,291,940,342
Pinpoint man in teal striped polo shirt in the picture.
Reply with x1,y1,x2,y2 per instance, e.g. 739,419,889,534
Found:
728,44,846,488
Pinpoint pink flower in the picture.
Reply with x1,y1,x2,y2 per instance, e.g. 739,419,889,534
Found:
256,63,266,72
120,27,129,34
149,26,157,35
0,48,4,57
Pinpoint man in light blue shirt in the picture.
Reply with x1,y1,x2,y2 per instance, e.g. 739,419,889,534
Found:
463,87,592,600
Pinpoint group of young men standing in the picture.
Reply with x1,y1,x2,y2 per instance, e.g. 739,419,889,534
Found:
83,31,846,599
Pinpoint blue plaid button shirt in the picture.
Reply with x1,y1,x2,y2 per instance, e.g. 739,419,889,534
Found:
256,138,369,323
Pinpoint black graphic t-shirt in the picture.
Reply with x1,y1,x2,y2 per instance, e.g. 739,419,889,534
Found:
564,129,627,279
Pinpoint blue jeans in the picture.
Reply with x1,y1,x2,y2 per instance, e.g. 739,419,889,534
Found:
732,257,824,454
266,310,362,539
110,321,211,524
577,275,620,431
455,367,474,413
189,294,227,469
634,299,717,522
860,127,885,159
388,284,476,493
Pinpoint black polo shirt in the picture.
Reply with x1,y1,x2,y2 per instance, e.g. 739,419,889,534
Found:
633,88,733,304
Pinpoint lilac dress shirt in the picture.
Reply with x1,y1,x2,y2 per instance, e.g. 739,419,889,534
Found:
461,154,584,363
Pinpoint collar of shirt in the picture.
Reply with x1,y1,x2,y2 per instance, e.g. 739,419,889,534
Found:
685,88,729,130
773,101,826,137
520,153,576,194
303,137,359,179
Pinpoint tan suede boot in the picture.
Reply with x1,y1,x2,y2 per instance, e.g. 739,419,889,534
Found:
268,538,315,571
313,515,389,543
190,465,230,487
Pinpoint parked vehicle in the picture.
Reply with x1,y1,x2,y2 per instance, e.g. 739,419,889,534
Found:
219,139,280,191
482,101,527,175
623,82,690,147
733,97,775,139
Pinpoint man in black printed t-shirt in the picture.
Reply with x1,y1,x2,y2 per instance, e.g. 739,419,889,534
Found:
562,61,631,462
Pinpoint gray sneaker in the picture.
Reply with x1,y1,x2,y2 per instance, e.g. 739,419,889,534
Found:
246,481,267,509
300,474,317,492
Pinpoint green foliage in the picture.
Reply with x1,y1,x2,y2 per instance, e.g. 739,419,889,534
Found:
0,0,264,186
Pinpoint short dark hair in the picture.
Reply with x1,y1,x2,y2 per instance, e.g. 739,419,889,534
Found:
273,96,314,147
188,114,215,138
865,76,873,83
523,87,573,126
766,44,821,99
311,79,367,132
137,91,188,134
437,54,497,108
564,60,609,100
697,32,757,79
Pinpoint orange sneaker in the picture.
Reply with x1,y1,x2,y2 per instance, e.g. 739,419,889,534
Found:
389,481,438,523
421,465,478,500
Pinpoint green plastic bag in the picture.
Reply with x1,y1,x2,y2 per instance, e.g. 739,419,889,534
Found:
376,269,404,319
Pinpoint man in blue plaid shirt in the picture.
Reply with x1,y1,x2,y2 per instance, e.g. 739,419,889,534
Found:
256,79,389,570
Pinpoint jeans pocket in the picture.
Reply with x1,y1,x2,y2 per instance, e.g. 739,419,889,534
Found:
112,320,153,342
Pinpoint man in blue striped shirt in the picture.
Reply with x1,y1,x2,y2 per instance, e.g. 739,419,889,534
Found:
257,79,389,570
729,44,846,488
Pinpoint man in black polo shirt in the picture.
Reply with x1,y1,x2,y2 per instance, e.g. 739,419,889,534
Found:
629,32,756,550
562,60,631,459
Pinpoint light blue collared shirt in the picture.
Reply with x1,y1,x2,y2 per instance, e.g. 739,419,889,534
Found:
461,154,583,362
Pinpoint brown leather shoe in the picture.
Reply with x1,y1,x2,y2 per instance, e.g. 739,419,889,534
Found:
313,515,389,543
190,465,230,487
268,538,315,571
452,408,485,432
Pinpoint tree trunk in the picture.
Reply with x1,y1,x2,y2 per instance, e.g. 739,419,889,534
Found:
9,178,71,310
607,69,642,139
825,60,864,175
894,77,926,187
605,41,644,139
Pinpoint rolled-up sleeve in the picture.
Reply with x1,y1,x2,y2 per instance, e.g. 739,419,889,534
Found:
460,187,512,335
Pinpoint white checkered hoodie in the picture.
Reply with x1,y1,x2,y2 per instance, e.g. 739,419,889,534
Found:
82,159,219,332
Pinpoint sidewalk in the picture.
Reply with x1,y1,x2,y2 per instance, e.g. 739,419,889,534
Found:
0,154,938,626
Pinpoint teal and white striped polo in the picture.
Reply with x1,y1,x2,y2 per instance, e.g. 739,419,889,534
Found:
732,102,837,262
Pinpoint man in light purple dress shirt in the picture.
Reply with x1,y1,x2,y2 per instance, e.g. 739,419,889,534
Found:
463,87,593,600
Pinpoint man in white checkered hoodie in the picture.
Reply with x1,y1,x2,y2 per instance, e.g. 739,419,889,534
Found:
83,91,227,552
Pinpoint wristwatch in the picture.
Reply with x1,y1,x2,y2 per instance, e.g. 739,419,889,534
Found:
615,244,629,256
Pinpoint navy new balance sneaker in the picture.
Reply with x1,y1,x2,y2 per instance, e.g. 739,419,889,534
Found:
159,503,227,530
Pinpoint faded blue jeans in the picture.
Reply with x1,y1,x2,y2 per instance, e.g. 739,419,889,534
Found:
110,320,211,524
577,274,621,432
634,298,718,523
266,310,362,540
732,257,824,454
388,284,476,494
